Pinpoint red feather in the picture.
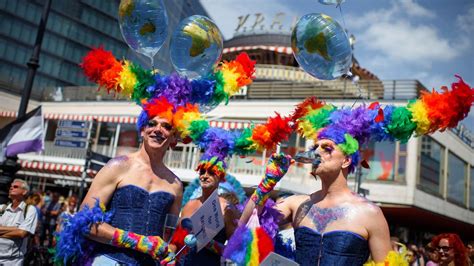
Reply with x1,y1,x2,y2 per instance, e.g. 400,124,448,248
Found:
142,97,174,123
421,76,474,132
80,47,119,85
255,227,274,263
235,52,256,79
291,97,325,125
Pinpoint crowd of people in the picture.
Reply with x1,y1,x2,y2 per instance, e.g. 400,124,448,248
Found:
0,173,473,265
0,183,78,265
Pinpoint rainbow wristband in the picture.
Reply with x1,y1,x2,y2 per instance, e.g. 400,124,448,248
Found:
252,155,288,205
111,229,167,259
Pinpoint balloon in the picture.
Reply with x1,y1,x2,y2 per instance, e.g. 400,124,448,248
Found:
291,13,352,80
170,15,223,79
319,0,346,5
118,0,168,64
184,234,197,248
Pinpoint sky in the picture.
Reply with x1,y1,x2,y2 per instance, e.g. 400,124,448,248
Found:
199,0,474,132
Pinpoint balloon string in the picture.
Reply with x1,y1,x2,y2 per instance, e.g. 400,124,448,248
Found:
338,4,347,30
150,57,155,73
350,77,367,108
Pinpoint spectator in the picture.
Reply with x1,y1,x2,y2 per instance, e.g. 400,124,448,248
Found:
41,192,61,247
430,233,468,266
0,179,38,265
55,195,78,233
426,243,440,266
24,192,43,247
407,243,425,266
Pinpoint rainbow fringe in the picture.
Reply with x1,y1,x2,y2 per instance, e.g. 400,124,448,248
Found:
223,220,274,266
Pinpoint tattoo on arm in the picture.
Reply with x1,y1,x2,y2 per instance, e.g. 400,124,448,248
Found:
308,205,348,233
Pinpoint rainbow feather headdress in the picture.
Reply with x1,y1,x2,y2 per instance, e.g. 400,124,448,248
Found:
80,47,256,132
293,76,474,173
81,47,295,176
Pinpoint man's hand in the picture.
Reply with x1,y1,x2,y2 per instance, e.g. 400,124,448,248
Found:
252,153,293,205
265,153,293,181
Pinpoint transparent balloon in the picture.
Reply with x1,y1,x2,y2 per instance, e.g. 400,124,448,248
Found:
170,15,223,79
118,0,168,67
198,103,219,114
319,0,346,5
291,13,352,80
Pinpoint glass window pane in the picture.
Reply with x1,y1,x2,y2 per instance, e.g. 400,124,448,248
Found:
419,136,444,194
447,152,466,205
116,124,139,156
362,141,396,181
470,167,474,209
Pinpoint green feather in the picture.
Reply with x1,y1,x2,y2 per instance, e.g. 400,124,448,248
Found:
130,64,154,104
234,127,256,156
189,120,210,141
387,106,416,143
338,134,359,155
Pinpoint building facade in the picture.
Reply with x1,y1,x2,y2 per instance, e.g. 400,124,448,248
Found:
0,0,208,98
0,5,472,243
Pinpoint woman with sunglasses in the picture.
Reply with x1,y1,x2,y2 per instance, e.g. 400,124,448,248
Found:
430,233,469,266
173,156,240,266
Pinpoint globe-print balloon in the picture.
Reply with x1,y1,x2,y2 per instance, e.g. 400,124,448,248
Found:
291,13,352,80
170,15,223,79
118,0,168,66
319,0,346,5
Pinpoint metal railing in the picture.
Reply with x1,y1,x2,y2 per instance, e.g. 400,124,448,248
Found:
38,141,313,182
31,64,426,102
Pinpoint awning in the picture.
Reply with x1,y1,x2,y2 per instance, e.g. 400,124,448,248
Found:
223,45,292,55
18,160,96,178
0,110,259,129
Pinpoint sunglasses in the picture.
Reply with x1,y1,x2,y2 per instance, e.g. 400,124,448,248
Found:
199,168,216,176
10,185,22,189
436,246,453,252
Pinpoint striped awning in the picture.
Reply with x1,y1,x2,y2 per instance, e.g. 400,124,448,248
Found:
223,45,292,55
19,160,96,177
0,110,259,129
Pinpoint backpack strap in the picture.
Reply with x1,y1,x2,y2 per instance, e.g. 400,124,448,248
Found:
24,204,31,219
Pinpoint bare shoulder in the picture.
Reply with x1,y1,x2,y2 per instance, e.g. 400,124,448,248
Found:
351,193,382,214
350,194,387,227
102,155,132,174
181,199,201,217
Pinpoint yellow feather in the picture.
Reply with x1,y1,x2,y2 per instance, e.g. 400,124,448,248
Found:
408,100,431,135
117,61,137,97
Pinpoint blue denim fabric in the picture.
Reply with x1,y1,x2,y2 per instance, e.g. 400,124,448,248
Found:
95,185,175,265
295,227,370,266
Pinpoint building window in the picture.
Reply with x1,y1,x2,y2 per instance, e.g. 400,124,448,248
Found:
419,136,445,195
116,124,139,156
95,122,118,157
355,141,400,182
447,152,467,206
470,167,474,210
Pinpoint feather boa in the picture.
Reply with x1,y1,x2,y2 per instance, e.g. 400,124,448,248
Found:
54,199,113,265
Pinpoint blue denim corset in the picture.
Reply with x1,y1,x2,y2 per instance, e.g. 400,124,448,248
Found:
294,227,370,266
95,185,175,265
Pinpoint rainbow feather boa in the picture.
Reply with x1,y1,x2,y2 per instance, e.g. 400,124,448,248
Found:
293,76,474,172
